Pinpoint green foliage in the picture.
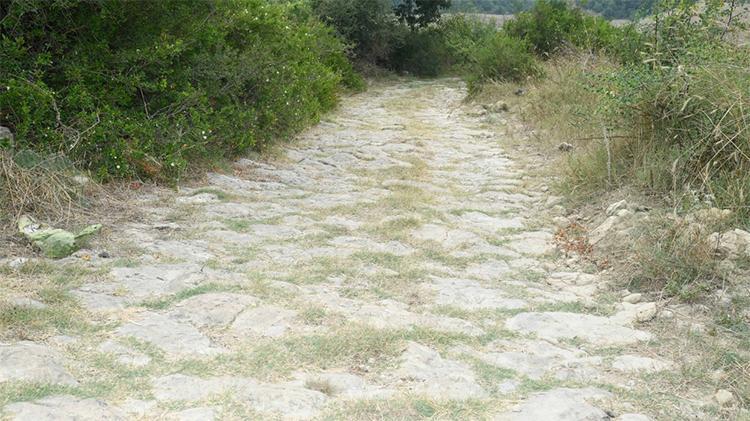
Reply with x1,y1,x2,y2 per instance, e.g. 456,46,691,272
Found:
311,0,400,64
0,0,359,180
628,216,722,301
389,29,451,76
388,15,496,77
467,33,542,91
504,0,638,59
394,0,452,30
592,0,750,221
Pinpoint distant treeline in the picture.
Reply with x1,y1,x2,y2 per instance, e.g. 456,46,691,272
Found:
450,0,656,19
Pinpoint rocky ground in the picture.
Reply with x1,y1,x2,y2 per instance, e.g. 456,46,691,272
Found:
0,79,744,420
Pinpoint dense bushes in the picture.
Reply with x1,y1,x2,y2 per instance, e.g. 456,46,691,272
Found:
592,3,750,220
461,1,636,91
312,0,476,77
504,0,643,61
0,0,359,180
467,33,540,90
310,0,399,65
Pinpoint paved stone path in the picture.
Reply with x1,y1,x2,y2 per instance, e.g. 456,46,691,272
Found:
1,80,667,419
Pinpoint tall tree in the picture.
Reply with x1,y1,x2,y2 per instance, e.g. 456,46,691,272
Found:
394,0,452,30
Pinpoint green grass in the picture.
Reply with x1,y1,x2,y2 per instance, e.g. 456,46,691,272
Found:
463,356,517,395
0,302,91,341
320,397,491,420
139,284,242,310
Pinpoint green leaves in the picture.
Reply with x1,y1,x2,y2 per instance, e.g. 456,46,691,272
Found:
0,0,356,180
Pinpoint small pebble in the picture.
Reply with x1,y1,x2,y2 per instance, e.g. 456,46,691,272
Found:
623,293,642,304
715,389,734,406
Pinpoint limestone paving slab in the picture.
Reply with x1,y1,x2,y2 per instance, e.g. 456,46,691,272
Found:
115,312,226,358
506,312,653,346
0,342,77,386
3,395,126,420
393,342,487,400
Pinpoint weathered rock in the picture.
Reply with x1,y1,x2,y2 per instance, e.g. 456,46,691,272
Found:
715,389,735,406
117,399,157,417
230,305,299,338
0,342,77,385
483,101,509,113
589,216,620,244
612,302,658,324
3,395,125,420
507,231,555,255
6,257,29,270
465,260,512,281
426,277,526,310
169,292,259,328
708,229,750,259
412,224,480,249
171,407,218,421
635,302,658,322
115,312,226,358
303,290,482,335
0,126,13,145
152,374,327,419
97,340,151,367
493,387,612,421
606,200,629,216
394,342,487,400
328,236,413,256
622,293,642,304
456,211,525,233
544,272,601,301
558,142,574,152
74,264,211,312
7,297,47,309
615,414,652,421
611,355,672,373
299,372,394,399
177,192,221,204
455,339,593,380
506,312,653,346
145,239,215,262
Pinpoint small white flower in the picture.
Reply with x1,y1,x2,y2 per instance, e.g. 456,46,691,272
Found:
202,135,207,140
116,165,121,169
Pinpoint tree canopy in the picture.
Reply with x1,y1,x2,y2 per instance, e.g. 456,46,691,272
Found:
394,0,453,29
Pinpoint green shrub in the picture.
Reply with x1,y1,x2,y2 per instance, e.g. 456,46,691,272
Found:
0,0,358,180
311,0,399,65
591,2,750,221
467,33,542,92
437,15,499,70
389,29,450,77
504,0,642,61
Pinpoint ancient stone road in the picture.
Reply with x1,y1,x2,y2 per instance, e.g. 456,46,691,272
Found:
2,80,666,419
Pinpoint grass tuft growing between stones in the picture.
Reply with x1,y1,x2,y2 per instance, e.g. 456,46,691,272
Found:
139,284,242,310
320,397,491,420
